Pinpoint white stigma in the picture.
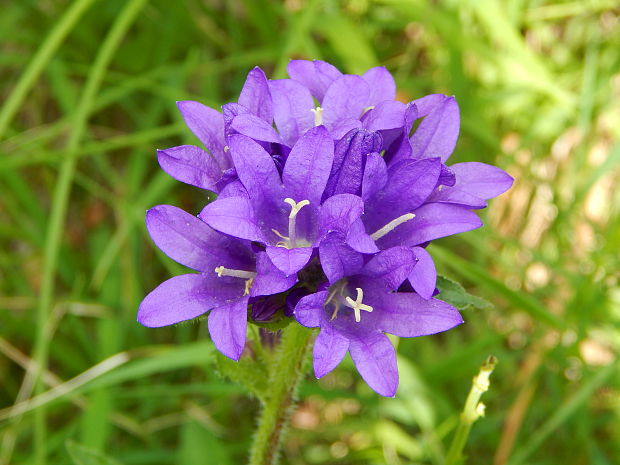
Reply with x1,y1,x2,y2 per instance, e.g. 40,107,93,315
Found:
344,287,373,323
282,198,310,247
370,213,416,241
214,266,257,296
310,107,324,126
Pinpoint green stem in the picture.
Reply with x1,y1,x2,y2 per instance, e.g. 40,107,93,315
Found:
445,356,497,465
31,1,147,464
248,324,313,465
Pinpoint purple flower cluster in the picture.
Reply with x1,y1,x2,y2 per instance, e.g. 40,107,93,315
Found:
138,61,513,396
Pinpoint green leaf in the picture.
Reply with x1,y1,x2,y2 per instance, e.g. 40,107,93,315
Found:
436,275,493,311
66,440,123,465
215,351,270,402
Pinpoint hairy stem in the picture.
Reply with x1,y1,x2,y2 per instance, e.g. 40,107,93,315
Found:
248,324,313,465
445,355,497,465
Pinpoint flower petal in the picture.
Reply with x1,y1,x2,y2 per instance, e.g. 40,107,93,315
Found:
410,95,460,162
318,193,365,242
294,291,329,328
199,196,265,242
323,128,383,198
384,157,442,211
238,67,273,123
346,218,380,253
363,66,396,106
208,295,250,360
362,100,406,132
376,294,463,337
442,162,514,200
266,246,313,276
313,325,350,378
230,113,281,144
251,251,298,296
283,125,334,204
349,332,398,397
269,79,315,146
319,233,364,284
362,246,416,290
408,246,436,299
176,101,225,157
361,152,388,201
322,75,370,129
377,203,483,248
157,145,221,192
287,60,342,102
146,205,251,272
138,273,244,327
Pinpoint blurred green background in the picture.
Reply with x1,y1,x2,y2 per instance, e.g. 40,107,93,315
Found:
1,0,619,464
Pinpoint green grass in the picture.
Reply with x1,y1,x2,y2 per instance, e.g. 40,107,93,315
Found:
1,0,619,464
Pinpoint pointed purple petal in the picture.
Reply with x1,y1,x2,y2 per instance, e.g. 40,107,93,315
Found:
363,66,396,106
410,95,460,162
317,193,364,243
283,125,334,204
411,94,448,117
314,325,350,378
287,60,342,102
349,332,398,397
227,134,284,205
427,188,487,209
294,291,329,328
361,153,388,201
269,79,315,147
346,218,380,253
377,294,463,337
208,296,249,360
176,101,225,156
444,162,514,199
199,196,265,242
157,145,221,192
377,203,483,248
146,205,251,272
238,67,273,123
138,274,244,327
385,158,442,211
251,251,298,296
230,114,281,144
362,246,416,290
408,246,436,299
322,75,370,128
319,234,364,284
362,100,406,132
266,246,313,276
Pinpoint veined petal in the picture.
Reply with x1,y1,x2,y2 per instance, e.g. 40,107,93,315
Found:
238,67,273,123
294,291,329,328
313,325,350,378
230,113,281,144
384,158,442,211
346,218,380,253
269,79,315,147
176,101,225,157
208,296,250,360
376,294,463,338
322,75,370,128
318,193,365,242
287,60,342,102
408,246,436,300
252,252,297,296
319,234,364,284
361,153,388,201
410,95,460,162
362,246,416,290
265,246,313,276
329,118,363,140
377,203,483,248
362,100,406,132
283,125,334,204
146,205,251,272
199,196,265,242
362,66,396,106
157,145,221,192
443,162,514,200
138,273,244,328
349,332,398,397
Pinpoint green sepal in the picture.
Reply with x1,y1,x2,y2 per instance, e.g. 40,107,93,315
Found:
436,275,493,311
251,315,293,331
